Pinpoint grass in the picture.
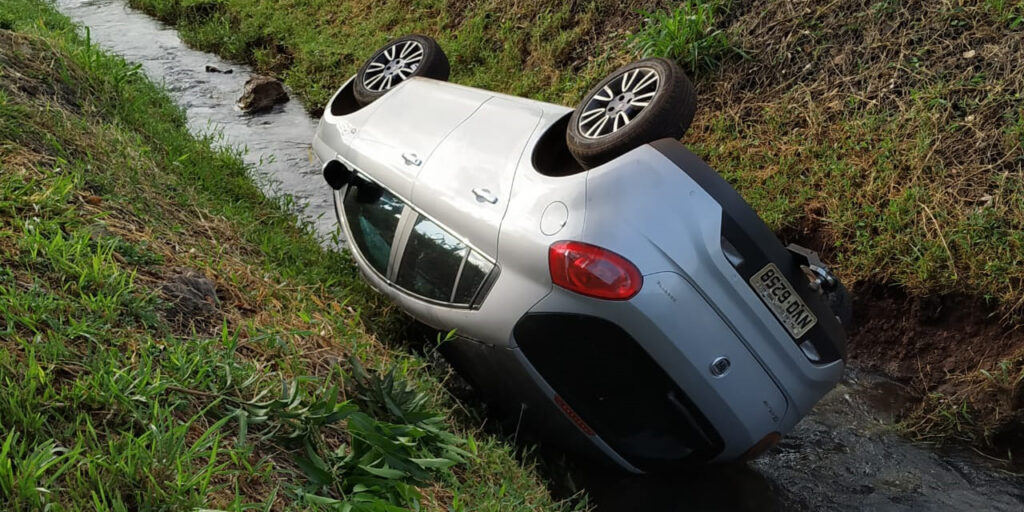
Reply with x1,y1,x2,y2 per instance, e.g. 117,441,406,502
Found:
0,1,570,509
986,0,1024,27
629,1,742,77
116,0,1024,454
903,355,1024,452
125,0,645,111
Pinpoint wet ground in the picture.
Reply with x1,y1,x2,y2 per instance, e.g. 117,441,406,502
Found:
55,1,1024,509
580,370,1023,511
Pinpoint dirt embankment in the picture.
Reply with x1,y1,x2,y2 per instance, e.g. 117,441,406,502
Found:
698,0,1024,455
849,287,1024,452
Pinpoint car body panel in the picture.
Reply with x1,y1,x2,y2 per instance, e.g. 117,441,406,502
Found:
411,96,543,256
346,79,491,198
580,145,844,422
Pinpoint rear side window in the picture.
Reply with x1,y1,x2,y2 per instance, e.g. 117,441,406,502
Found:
454,251,494,305
396,216,467,302
343,178,405,275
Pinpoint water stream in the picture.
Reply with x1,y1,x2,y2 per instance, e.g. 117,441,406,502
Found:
55,0,338,243
53,1,1024,510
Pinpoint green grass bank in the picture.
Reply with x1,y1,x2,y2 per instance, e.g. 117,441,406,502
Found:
0,1,572,509
120,0,1024,454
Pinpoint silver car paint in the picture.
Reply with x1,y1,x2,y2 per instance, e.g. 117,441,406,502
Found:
314,76,842,469
411,96,543,256
580,146,843,423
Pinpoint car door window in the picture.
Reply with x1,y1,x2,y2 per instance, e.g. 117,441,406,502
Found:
396,216,467,302
454,250,494,305
343,177,405,275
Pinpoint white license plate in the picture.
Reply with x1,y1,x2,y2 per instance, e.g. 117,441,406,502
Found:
750,264,817,339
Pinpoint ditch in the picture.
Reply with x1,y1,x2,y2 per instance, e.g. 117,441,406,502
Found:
54,1,1023,509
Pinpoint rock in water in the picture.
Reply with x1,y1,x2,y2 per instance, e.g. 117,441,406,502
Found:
205,64,234,74
237,75,289,112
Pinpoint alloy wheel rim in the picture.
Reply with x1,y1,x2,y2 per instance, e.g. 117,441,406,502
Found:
362,40,424,92
577,67,660,139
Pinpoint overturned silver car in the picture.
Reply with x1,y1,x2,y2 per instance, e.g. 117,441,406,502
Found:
313,35,850,473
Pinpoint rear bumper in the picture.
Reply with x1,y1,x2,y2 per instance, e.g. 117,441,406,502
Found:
516,277,808,469
439,338,640,471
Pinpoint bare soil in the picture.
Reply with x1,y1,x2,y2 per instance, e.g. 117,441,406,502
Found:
850,286,1020,384
847,284,1024,455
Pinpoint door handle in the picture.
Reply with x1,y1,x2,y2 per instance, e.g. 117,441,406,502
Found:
401,152,422,166
472,188,498,204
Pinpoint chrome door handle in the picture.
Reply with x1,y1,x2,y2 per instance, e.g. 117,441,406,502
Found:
401,152,422,166
472,188,498,204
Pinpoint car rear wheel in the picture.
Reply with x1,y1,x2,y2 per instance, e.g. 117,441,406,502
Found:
566,58,696,169
353,35,451,106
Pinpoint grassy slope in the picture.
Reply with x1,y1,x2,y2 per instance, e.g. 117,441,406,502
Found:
124,0,1024,311
0,2,567,510
121,0,1024,449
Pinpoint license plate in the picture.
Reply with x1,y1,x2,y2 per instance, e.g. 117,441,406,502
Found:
750,264,817,339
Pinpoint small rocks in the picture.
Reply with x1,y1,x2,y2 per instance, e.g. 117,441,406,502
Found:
237,75,289,113
962,49,977,59
205,64,234,74
160,268,220,330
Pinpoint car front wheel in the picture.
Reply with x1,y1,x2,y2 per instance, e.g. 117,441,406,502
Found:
352,34,450,106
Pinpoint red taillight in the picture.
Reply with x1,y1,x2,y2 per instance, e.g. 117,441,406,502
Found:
548,241,642,300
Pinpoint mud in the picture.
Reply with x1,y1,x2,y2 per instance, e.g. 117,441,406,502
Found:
849,285,1023,386
54,1,1023,509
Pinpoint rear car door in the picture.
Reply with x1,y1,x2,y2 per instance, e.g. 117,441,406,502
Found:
410,96,543,257
345,79,491,198
392,214,496,307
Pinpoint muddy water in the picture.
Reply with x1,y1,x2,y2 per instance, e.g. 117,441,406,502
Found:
54,1,1023,510
583,370,1024,511
55,0,339,244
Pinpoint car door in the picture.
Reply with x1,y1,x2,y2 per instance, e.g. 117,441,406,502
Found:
338,175,409,280
391,213,496,307
345,79,491,199
410,96,543,257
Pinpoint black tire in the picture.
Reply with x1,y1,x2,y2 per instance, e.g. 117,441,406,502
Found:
567,58,696,169
353,35,450,107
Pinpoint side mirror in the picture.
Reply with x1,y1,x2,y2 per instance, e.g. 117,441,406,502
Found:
323,160,352,190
